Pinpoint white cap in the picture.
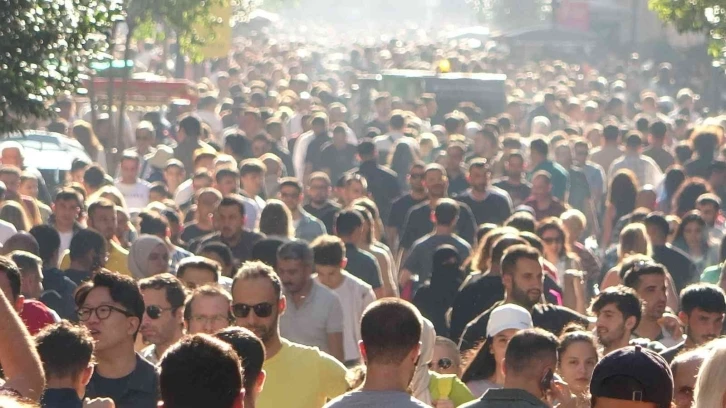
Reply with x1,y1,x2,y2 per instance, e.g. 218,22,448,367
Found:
486,304,534,337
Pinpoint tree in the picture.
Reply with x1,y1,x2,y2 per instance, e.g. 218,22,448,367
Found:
0,0,120,134
649,0,725,56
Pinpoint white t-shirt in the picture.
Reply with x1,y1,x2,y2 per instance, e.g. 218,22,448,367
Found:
316,272,375,362
115,179,151,211
58,230,74,255
0,220,17,245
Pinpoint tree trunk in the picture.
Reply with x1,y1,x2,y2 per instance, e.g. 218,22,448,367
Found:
175,32,185,79
104,21,120,153
114,25,135,171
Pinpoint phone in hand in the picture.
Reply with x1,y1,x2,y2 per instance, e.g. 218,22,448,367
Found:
540,368,554,394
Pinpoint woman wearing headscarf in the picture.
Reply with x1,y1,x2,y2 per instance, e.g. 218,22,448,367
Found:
128,234,170,279
411,318,474,407
412,245,463,337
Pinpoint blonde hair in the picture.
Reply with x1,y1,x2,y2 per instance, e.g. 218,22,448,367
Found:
617,223,652,262
694,338,726,408
0,201,31,232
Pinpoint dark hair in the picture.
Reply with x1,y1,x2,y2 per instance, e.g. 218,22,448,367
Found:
139,273,187,310
625,131,643,148
215,168,240,184
622,261,667,290
218,195,246,218
232,261,282,299
87,198,115,220
54,188,82,207
177,257,220,283
9,251,41,281
644,212,670,238
160,334,242,408
75,271,145,336
650,121,667,139
505,328,558,375
360,299,422,364
674,210,709,253
199,242,233,268
28,225,60,265
680,283,726,315
239,159,266,177
608,170,638,218
501,245,541,276
461,336,497,383
35,321,94,381
674,141,693,164
0,256,21,300
69,229,106,262
215,327,265,395
138,211,168,236
505,212,536,233
557,329,598,366
278,177,303,195
311,235,346,266
277,240,313,266
673,178,711,218
434,198,459,225
492,235,528,266
335,209,364,237
603,124,620,142
590,285,642,330
357,139,376,158
530,137,549,157
179,115,202,139
663,167,686,202
258,200,292,237
150,182,172,200
184,285,233,323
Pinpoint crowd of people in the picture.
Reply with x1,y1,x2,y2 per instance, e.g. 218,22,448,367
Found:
1,20,726,408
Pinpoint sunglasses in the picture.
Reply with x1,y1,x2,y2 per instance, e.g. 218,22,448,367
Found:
232,302,274,318
146,305,173,320
428,358,453,370
542,237,563,244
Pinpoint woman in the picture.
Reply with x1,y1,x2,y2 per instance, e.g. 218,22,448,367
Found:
72,120,107,170
461,304,533,397
601,223,652,290
601,169,638,249
388,140,419,192
557,329,599,408
658,166,686,214
673,210,719,273
431,337,462,377
693,338,726,408
352,201,397,297
128,235,170,279
258,199,294,238
0,201,31,232
412,245,464,337
19,172,51,223
536,217,581,285
672,177,711,218
418,133,439,163
412,319,474,407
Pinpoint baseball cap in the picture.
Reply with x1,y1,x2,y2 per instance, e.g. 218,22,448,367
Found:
486,304,533,337
590,345,673,408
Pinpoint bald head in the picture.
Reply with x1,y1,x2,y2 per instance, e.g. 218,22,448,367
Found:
2,232,40,256
635,185,657,210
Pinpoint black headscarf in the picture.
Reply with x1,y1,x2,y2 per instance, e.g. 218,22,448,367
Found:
412,244,463,337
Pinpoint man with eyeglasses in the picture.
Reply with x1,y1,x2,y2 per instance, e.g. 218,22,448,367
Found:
76,271,157,408
138,274,186,365
184,285,232,335
231,260,347,408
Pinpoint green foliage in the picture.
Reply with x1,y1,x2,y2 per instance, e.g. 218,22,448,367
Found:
0,0,120,134
649,0,722,56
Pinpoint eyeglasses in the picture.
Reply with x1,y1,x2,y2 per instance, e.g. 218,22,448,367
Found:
231,302,274,318
428,358,453,370
410,173,424,179
542,237,563,245
145,305,174,320
191,314,231,324
78,305,133,322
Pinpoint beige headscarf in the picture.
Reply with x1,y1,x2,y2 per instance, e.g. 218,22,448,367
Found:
128,234,167,279
411,318,436,405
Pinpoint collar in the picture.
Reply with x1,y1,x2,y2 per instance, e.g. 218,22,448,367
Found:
481,388,547,406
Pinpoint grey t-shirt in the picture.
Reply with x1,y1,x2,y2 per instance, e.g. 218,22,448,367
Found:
324,390,429,408
280,280,344,354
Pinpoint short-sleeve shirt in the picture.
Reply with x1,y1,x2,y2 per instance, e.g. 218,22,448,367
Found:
280,280,345,355
400,201,477,249
386,194,426,229
189,230,265,267
530,160,569,201
304,201,342,234
319,143,358,183
492,178,531,208
455,188,513,226
403,234,471,282
344,243,382,289
324,390,429,408
259,338,348,408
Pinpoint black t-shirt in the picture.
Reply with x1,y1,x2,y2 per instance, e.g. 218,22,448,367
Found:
386,194,426,229
303,201,342,234
447,173,469,197
345,243,382,289
354,161,401,222
180,222,213,244
459,302,588,351
455,190,513,226
493,178,532,207
319,142,357,184
305,133,333,171
449,274,504,343
400,200,477,249
652,244,699,295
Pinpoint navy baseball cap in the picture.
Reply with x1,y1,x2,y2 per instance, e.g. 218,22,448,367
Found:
590,345,673,408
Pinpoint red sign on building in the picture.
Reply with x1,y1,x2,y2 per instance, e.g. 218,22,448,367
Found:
556,0,591,32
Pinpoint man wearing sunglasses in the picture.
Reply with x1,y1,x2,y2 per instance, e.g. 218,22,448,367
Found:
138,274,186,365
232,260,348,408
76,271,158,408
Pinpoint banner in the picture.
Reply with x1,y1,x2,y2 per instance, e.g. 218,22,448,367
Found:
556,0,591,32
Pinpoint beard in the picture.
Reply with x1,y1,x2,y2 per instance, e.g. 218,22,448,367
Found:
597,323,626,348
511,284,541,309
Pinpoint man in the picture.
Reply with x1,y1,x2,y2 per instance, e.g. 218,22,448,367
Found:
231,261,348,408
660,283,725,363
385,162,427,253
184,285,232,335
523,171,568,221
10,251,57,335
60,199,131,277
461,328,571,408
64,229,106,286
138,211,192,273
324,298,428,408
123,121,157,180
401,199,471,285
696,193,725,241
553,140,593,219
493,151,531,208
335,210,384,298
528,137,569,201
159,334,244,408
590,123,624,173
190,195,264,267
609,132,663,188
240,159,267,214
590,285,643,355
304,172,342,234
181,188,221,243
708,160,726,206
293,113,357,180
365,93,392,135
76,271,157,408
445,143,469,196
572,139,606,211
320,124,358,184
459,245,587,351
278,178,326,242
163,160,186,197
174,114,213,174
195,95,223,140
590,345,673,408
455,159,512,226
400,164,477,252
216,327,267,408
177,256,231,291
372,110,417,163
28,225,77,322
312,235,375,365
49,188,83,255
622,260,681,348
277,240,344,361
670,347,709,408
114,152,151,210
138,274,186,365
644,212,698,295
302,114,333,179
644,120,675,172
352,140,401,223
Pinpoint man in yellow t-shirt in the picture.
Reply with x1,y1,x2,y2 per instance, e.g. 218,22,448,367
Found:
60,198,131,277
232,261,348,408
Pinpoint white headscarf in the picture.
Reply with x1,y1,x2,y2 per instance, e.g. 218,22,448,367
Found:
411,318,436,405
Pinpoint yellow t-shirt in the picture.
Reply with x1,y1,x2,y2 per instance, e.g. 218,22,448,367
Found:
258,338,348,408
60,240,132,278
